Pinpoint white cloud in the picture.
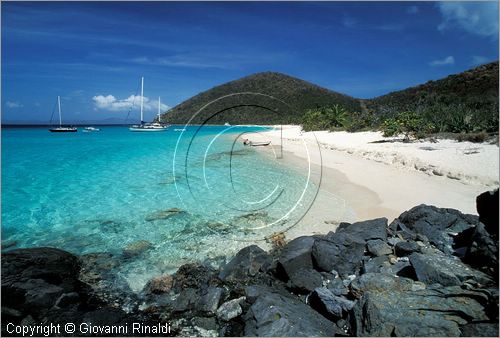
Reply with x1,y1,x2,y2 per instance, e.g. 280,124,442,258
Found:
429,56,455,66
6,101,23,108
437,2,498,38
92,94,169,112
471,55,491,66
407,6,419,15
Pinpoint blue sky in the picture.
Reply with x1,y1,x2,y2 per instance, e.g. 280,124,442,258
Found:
2,1,498,123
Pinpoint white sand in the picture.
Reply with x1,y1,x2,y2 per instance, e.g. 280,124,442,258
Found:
256,125,499,223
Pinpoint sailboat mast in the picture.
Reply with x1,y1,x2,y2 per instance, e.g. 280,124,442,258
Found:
57,96,62,127
158,96,161,122
140,76,144,124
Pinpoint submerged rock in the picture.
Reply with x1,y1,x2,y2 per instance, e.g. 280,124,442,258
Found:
123,240,153,257
145,208,185,222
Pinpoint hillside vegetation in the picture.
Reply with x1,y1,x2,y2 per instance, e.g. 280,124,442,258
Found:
162,62,499,139
161,72,361,125
366,61,499,134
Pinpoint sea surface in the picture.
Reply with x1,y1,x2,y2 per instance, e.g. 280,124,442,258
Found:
2,125,329,290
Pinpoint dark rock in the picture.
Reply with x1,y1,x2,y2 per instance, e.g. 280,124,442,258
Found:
54,292,80,308
382,260,417,279
276,236,315,280
396,205,479,255
219,245,270,282
216,297,245,321
312,232,365,277
173,263,216,292
244,289,338,336
476,189,499,239
461,223,499,277
352,286,490,336
337,217,388,242
2,247,83,316
287,268,323,293
362,255,391,274
172,288,199,313
143,275,174,295
366,239,392,256
350,273,418,299
309,287,355,320
460,322,499,337
326,277,349,296
409,251,492,287
198,286,223,315
394,241,421,256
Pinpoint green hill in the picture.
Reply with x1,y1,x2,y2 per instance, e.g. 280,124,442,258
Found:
161,62,499,132
365,62,499,132
161,72,361,125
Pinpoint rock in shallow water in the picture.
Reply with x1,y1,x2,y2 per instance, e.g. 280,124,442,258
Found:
145,207,185,221
122,240,153,257
143,274,174,295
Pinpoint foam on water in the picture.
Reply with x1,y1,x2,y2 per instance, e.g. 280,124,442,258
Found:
2,125,338,291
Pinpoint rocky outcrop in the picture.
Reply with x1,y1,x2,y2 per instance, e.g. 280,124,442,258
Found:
2,191,498,337
1,248,166,337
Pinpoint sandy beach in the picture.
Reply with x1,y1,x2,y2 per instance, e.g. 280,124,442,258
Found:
256,125,499,225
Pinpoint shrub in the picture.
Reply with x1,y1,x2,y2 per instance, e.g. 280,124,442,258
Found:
302,104,347,131
456,131,489,143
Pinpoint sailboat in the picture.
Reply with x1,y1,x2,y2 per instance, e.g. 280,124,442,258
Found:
49,96,77,132
129,77,168,132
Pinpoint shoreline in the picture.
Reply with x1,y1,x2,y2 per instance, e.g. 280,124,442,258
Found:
258,125,498,221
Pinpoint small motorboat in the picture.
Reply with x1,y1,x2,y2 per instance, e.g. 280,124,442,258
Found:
243,139,271,147
224,122,231,126
174,128,186,132
83,127,101,132
250,141,271,147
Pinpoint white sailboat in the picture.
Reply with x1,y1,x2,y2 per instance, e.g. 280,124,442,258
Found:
129,77,168,132
49,96,77,133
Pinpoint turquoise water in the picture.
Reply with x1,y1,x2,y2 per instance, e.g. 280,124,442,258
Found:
2,125,321,290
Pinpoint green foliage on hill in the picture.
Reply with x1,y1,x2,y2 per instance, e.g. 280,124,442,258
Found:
161,72,361,125
366,62,499,133
161,62,498,137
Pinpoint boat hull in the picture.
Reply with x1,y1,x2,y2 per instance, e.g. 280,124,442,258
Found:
49,128,77,133
129,127,168,132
